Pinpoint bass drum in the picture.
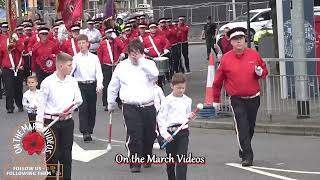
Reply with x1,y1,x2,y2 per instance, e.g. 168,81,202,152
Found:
39,54,56,74
152,56,169,76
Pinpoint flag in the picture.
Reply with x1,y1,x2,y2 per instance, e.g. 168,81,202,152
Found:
104,0,115,19
57,0,83,31
6,0,17,33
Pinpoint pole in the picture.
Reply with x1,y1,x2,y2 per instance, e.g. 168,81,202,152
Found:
246,0,251,48
291,0,310,118
232,0,236,20
276,0,288,99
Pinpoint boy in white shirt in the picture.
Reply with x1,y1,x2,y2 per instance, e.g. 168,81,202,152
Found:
22,76,39,125
157,73,192,180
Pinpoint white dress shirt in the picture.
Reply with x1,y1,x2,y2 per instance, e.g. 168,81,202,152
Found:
36,73,83,130
80,28,102,51
72,51,104,89
108,57,159,105
157,93,192,140
22,89,40,113
154,84,165,112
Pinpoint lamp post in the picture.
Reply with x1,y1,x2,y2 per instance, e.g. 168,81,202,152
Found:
246,0,251,48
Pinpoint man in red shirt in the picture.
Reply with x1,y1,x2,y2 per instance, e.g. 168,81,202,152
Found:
217,27,233,54
31,27,60,87
178,16,190,73
138,23,149,43
0,35,25,113
61,24,81,56
22,24,34,79
212,27,268,167
166,18,182,76
97,27,124,111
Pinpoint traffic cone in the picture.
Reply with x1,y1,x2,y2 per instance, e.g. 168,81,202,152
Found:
205,52,215,105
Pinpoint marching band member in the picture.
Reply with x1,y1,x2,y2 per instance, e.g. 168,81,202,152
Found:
72,34,103,142
121,24,137,53
97,27,124,111
61,24,81,57
0,34,25,113
36,52,83,180
0,22,9,41
178,16,190,73
143,22,171,88
22,24,34,79
108,40,159,173
80,19,102,55
167,19,183,74
139,15,147,24
138,23,149,43
31,27,60,87
128,17,139,37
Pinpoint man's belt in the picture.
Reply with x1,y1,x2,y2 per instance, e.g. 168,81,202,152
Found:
167,124,188,133
239,92,260,99
78,80,96,84
44,113,72,120
123,101,154,108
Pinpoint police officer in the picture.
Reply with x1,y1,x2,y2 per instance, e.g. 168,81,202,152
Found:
108,40,159,173
212,27,268,167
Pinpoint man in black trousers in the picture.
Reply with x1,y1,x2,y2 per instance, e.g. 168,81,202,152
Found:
72,34,103,142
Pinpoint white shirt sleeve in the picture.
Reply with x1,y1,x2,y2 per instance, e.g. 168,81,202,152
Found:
95,55,104,89
22,92,28,108
35,81,50,130
140,59,159,82
157,100,172,140
107,65,121,104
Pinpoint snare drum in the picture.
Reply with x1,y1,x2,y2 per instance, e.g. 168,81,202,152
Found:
152,57,169,76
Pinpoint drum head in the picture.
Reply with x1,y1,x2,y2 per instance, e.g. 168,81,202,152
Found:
153,57,169,61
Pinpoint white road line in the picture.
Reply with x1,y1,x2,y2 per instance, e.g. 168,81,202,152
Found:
250,165,320,175
226,163,298,180
74,133,126,144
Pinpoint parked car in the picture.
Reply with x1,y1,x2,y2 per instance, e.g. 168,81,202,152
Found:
216,8,272,41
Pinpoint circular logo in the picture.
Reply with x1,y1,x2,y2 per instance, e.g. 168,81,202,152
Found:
283,20,315,57
45,59,53,68
10,121,57,163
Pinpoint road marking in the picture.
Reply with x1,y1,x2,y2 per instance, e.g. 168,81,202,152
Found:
226,163,298,180
250,165,320,175
72,142,109,162
74,133,126,144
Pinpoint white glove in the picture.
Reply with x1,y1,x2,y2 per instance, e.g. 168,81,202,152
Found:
144,48,149,53
255,65,263,76
119,53,125,60
111,32,117,39
163,49,170,54
212,102,221,111
107,102,118,112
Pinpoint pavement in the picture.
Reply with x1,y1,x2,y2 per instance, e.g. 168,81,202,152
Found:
1,44,320,180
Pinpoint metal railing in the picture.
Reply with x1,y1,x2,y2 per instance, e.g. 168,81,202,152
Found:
153,1,270,26
218,58,320,122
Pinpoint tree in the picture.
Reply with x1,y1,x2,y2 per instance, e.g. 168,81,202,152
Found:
0,0,5,8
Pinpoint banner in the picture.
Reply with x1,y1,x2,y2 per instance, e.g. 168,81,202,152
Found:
6,0,17,33
104,0,114,19
57,0,83,31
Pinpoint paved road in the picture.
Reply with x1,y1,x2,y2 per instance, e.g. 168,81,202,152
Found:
1,45,320,180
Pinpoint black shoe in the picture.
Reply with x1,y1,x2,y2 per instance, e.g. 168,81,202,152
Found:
104,107,108,111
0,96,2,99
74,108,78,112
18,107,24,112
7,109,14,113
242,159,253,167
83,133,91,142
143,164,151,168
130,166,141,173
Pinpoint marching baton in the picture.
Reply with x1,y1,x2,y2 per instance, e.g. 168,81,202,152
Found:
41,104,75,133
161,103,204,149
106,112,113,151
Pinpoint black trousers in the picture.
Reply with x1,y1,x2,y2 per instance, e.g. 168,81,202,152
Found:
2,68,23,111
206,38,217,60
166,129,189,180
23,55,32,81
230,96,260,162
0,71,3,98
28,113,37,129
101,64,121,107
45,118,74,180
35,66,51,88
171,44,183,74
122,104,157,168
78,82,97,134
181,42,190,72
